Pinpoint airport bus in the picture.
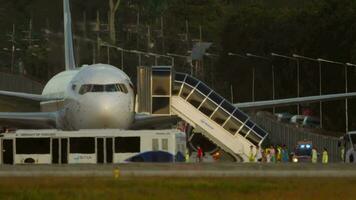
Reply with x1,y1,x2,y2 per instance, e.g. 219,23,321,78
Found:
0,129,186,165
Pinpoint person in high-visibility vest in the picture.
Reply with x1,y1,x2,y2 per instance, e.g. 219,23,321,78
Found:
249,145,255,162
322,147,328,164
311,147,318,163
277,145,282,162
185,149,190,163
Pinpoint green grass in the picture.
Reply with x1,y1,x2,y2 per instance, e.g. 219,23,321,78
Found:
0,177,355,200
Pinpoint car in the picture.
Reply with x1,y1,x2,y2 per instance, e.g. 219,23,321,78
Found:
290,115,320,128
291,141,313,163
274,112,293,123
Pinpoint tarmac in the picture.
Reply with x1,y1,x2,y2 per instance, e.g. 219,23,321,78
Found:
1,163,356,177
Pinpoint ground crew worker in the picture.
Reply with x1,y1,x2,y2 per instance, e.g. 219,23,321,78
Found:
312,147,317,163
322,147,328,164
270,145,276,163
340,145,345,162
282,145,289,162
249,145,255,162
255,146,262,162
197,146,203,163
265,147,271,163
185,149,190,163
277,145,282,162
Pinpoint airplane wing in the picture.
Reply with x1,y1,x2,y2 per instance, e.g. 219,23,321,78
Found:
0,90,61,102
235,92,356,109
0,90,63,112
0,112,58,129
131,113,180,129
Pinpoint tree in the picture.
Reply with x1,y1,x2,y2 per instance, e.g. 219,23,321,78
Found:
108,0,121,44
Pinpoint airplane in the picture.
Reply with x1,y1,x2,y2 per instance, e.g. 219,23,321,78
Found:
0,0,356,131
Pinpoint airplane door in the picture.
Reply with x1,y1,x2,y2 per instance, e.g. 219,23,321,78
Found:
97,138,104,163
106,138,113,163
61,138,68,164
52,139,59,164
2,140,14,164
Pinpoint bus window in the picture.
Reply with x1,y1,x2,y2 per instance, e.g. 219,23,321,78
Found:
70,138,95,154
162,139,168,151
115,137,140,153
152,139,159,151
16,138,50,154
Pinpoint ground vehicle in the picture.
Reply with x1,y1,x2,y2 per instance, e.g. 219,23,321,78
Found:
0,129,186,164
290,115,320,128
292,141,313,163
274,112,293,123
341,131,356,163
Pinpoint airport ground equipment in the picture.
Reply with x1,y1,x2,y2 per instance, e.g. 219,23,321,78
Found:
291,141,313,163
0,129,186,165
137,66,268,162
341,131,356,163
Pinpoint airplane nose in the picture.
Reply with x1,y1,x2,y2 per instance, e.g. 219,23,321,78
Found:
100,99,119,117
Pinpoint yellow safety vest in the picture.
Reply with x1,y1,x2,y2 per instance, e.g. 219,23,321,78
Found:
322,150,328,164
311,149,317,163
249,150,255,162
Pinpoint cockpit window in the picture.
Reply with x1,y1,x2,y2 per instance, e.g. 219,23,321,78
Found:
92,85,104,92
105,84,118,92
79,84,92,95
79,83,129,95
118,84,128,94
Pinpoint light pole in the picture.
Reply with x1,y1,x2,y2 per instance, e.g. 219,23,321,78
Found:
318,58,347,132
246,53,271,104
227,52,248,103
271,53,298,114
293,54,322,128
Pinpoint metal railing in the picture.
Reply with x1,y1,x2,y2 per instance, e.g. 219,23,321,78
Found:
174,72,268,146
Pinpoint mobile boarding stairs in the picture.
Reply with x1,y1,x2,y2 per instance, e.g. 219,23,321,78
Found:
136,66,268,162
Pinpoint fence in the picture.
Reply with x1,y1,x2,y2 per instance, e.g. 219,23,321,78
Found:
252,115,341,162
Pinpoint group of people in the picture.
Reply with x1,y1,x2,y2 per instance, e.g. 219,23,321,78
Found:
249,145,329,163
249,145,290,163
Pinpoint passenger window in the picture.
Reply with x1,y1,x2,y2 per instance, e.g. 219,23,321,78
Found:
79,84,92,95
115,137,140,153
152,139,159,151
162,139,168,151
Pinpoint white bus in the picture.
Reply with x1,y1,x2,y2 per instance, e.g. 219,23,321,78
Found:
0,129,186,165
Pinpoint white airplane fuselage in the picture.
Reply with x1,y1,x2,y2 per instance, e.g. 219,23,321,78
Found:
41,64,135,130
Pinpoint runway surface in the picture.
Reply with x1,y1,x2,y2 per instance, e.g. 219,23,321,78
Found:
1,163,356,177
